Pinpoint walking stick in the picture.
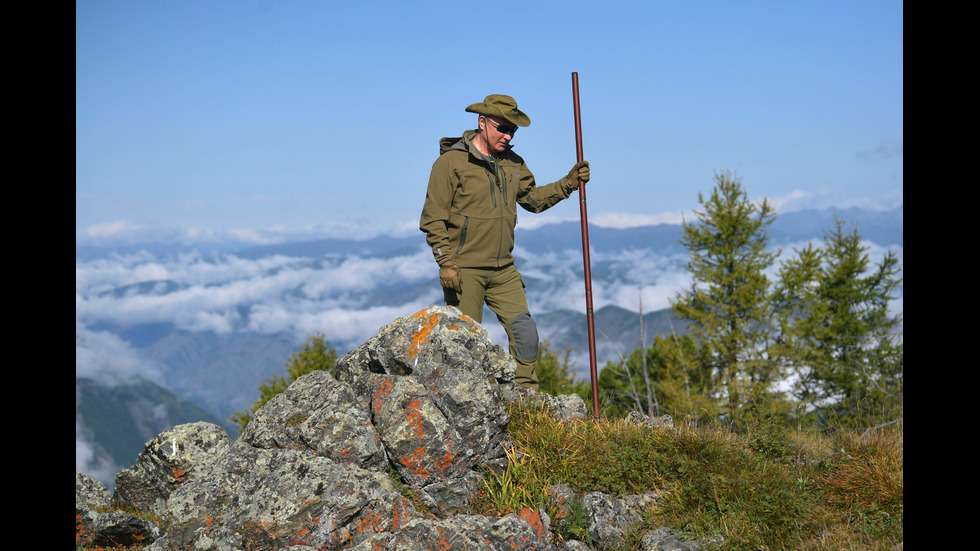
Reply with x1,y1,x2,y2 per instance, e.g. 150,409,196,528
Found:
572,72,601,419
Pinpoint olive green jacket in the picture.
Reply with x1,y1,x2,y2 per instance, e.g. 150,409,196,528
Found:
420,130,575,269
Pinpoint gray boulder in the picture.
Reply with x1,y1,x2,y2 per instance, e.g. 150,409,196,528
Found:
624,410,675,431
164,444,415,550
336,305,514,515
240,369,387,473
113,421,231,518
76,471,164,548
91,510,163,548
640,527,725,550
383,514,557,550
501,384,590,424
76,471,111,547
583,491,662,549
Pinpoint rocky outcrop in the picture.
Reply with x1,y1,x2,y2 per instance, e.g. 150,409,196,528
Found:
113,421,232,518
75,305,709,550
333,306,518,518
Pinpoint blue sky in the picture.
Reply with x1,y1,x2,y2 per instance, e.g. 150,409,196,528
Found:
76,0,903,246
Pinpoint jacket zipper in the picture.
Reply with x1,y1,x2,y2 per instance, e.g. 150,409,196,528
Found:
455,216,469,255
493,164,506,267
482,159,509,267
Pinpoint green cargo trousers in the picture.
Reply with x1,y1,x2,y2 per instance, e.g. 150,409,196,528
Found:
443,264,540,389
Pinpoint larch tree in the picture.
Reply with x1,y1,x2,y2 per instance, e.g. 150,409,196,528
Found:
773,216,902,426
670,171,782,422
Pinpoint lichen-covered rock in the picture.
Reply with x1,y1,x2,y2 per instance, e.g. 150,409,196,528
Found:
639,526,725,550
165,442,416,550
76,471,111,547
583,491,661,549
546,483,578,519
624,411,675,431
385,513,558,550
336,305,512,515
113,421,231,518
91,510,163,547
371,376,462,486
501,385,590,423
240,369,387,472
336,305,498,383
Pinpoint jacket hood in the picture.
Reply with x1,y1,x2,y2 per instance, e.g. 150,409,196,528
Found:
438,134,467,155
438,129,514,158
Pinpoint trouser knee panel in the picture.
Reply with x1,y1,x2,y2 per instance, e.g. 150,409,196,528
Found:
509,311,539,362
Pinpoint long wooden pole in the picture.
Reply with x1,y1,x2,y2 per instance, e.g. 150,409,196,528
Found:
572,72,600,419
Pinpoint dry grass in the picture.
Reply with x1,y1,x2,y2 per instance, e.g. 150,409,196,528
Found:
478,402,903,551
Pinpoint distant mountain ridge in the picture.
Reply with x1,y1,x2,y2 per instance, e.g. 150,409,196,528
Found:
76,206,902,261
233,205,903,259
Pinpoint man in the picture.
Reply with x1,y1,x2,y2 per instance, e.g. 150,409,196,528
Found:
419,94,590,390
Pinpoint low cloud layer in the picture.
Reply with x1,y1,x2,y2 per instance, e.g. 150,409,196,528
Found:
76,322,163,386
75,248,448,351
75,223,902,387
74,242,701,387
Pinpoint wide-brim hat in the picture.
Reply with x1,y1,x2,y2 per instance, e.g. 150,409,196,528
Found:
465,94,531,127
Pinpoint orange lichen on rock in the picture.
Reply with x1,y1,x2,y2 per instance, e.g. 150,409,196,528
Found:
519,508,548,541
172,466,188,485
392,496,413,529
407,399,425,440
76,512,91,545
408,310,443,359
356,507,385,535
407,308,480,359
435,450,454,478
371,377,394,417
433,525,453,551
398,447,431,481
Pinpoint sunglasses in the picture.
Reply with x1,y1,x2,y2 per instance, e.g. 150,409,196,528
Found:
486,118,518,136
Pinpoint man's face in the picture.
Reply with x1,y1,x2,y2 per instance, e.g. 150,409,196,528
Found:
481,116,517,155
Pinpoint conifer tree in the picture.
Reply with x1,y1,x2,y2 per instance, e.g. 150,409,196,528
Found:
773,217,902,426
671,171,782,421
537,340,591,403
597,333,716,422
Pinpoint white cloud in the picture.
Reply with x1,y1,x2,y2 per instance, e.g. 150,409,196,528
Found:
590,210,690,228
769,188,835,213
75,322,162,386
76,418,119,487
75,247,443,351
514,210,691,230
85,220,143,238
76,218,418,248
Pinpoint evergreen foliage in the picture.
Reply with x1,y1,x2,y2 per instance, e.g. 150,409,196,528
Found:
536,340,592,403
598,334,717,422
596,172,902,430
670,171,784,422
773,217,903,426
229,333,338,433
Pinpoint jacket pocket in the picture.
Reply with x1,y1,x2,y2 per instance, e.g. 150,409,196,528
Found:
454,216,470,255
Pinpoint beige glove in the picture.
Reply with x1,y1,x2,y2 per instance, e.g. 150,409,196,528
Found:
565,161,590,191
439,262,462,293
